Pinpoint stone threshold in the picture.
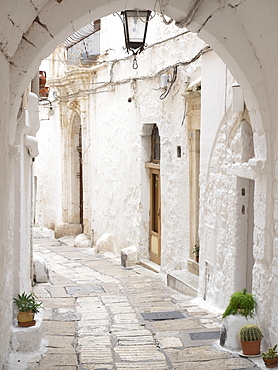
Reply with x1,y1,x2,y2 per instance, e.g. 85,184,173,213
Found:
167,269,199,297
140,259,161,273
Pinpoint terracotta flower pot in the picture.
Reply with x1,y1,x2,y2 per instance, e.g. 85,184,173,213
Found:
263,358,278,368
241,340,261,355
39,71,46,87
17,311,35,327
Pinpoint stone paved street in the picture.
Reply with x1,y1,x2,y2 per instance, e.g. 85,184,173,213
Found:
18,228,263,369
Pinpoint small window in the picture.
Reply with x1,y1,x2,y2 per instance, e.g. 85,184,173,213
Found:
65,20,101,65
151,125,160,163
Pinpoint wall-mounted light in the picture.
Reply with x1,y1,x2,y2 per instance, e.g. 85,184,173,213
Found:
48,103,55,116
121,10,151,69
39,98,55,118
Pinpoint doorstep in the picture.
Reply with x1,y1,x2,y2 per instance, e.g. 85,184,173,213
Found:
140,259,161,273
167,269,199,297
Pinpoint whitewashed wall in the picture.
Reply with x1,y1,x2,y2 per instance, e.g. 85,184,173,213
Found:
199,51,246,307
0,88,40,366
198,50,277,347
34,104,63,229
36,15,205,275
34,52,64,230
0,51,14,368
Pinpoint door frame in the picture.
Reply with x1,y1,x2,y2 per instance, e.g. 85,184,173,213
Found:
149,166,161,265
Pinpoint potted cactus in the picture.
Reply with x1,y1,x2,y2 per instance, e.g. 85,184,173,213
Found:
262,344,278,368
239,324,263,355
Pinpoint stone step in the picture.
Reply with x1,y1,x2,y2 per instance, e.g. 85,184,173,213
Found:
167,269,199,297
140,259,160,273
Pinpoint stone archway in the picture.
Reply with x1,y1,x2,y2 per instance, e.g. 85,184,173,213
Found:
7,0,274,310
8,0,272,139
9,6,273,266
1,1,278,363
54,103,83,239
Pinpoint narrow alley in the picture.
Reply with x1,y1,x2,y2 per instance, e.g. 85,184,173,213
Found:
9,228,262,369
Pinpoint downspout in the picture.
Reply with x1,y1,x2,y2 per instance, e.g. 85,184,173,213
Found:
30,73,39,284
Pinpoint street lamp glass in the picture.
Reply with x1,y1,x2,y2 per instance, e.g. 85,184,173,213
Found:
123,10,151,53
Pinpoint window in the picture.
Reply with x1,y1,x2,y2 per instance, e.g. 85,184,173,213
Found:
151,125,160,163
65,20,101,65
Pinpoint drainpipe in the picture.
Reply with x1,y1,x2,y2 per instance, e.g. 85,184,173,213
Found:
30,159,34,284
29,76,39,284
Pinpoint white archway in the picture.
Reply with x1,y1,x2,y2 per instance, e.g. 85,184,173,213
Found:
1,1,278,362
9,0,272,138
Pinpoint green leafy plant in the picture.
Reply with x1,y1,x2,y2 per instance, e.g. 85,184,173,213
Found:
193,245,199,257
239,324,263,341
222,289,257,319
13,291,43,314
262,345,278,359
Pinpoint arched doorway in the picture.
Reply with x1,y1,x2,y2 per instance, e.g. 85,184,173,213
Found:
57,110,84,237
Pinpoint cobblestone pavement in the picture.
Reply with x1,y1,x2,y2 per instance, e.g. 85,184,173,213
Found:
24,228,263,369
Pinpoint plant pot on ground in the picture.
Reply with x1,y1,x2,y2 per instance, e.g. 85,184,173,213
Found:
239,324,263,355
193,245,199,263
222,289,257,319
262,345,278,368
13,291,43,327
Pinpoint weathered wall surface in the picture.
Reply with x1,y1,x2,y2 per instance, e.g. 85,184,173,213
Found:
34,104,63,229
42,17,205,274
0,67,37,367
199,51,246,307
0,51,14,368
198,50,277,347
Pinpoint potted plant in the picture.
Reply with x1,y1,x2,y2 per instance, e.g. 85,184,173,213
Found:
239,324,263,355
193,245,199,263
262,345,278,368
13,291,43,327
222,289,257,319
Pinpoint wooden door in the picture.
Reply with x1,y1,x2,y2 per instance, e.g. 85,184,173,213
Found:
150,168,161,265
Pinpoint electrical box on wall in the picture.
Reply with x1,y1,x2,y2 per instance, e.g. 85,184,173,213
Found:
232,83,244,112
159,74,170,88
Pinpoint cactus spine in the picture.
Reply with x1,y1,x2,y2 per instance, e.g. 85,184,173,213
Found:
239,324,263,341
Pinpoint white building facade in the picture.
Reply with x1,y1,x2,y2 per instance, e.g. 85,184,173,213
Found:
35,14,206,275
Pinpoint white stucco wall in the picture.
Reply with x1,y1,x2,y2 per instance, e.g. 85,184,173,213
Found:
0,51,14,368
36,16,205,274
200,51,239,306
198,50,274,345
34,104,63,229
34,55,63,230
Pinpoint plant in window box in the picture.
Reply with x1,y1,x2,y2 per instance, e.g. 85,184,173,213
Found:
262,345,278,368
222,289,257,319
193,245,199,263
13,291,43,327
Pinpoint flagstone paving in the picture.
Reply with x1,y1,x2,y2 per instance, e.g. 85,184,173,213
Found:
18,228,264,369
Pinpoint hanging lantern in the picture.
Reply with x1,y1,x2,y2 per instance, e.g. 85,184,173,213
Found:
121,10,151,68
